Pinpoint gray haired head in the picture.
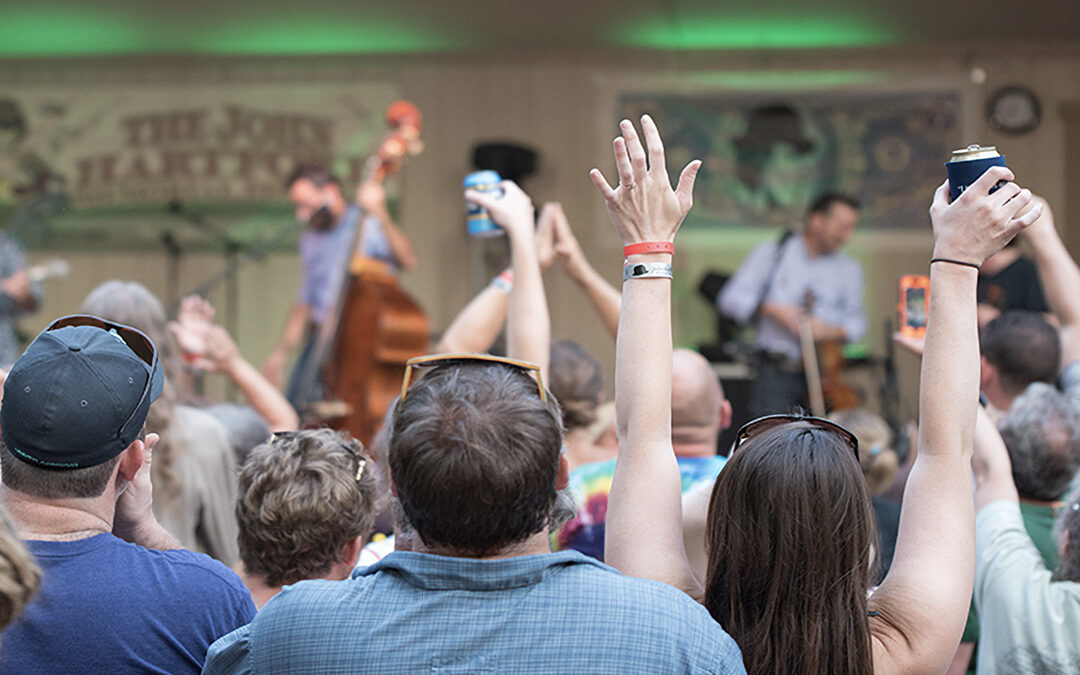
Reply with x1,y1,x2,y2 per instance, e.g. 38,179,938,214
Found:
999,383,1080,502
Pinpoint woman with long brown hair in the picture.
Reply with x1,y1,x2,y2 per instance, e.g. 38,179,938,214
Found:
594,115,1041,673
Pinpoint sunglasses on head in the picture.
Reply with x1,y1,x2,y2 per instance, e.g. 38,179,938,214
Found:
45,314,159,440
399,353,547,404
729,414,860,460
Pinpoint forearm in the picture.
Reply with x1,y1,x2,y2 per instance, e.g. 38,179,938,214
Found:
919,264,979,460
507,233,550,375
972,406,1020,511
275,303,311,353
571,262,621,340
607,254,697,594
435,276,510,354
223,356,300,431
1027,226,1080,326
381,219,417,271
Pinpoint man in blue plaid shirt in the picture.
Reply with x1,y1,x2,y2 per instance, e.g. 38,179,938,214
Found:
205,357,744,674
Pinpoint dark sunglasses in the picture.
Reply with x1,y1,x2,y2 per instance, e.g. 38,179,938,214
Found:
399,353,547,403
46,314,158,439
730,414,860,460
269,431,368,482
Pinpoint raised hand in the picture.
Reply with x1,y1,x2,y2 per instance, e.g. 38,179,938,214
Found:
589,114,701,245
169,295,215,366
464,180,536,243
535,202,558,271
930,167,1042,265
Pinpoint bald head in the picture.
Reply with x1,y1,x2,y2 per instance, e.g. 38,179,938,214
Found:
671,349,730,456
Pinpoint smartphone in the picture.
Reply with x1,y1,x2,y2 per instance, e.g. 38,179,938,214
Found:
898,275,930,338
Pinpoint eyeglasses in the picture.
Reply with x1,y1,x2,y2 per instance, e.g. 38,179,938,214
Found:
269,431,368,482
729,414,860,459
399,353,547,403
45,314,158,440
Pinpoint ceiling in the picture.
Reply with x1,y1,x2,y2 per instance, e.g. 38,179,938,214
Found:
1,0,1079,58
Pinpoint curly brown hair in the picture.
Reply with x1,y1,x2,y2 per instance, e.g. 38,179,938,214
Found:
236,429,377,587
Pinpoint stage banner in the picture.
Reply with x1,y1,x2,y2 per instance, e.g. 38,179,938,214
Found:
0,82,401,248
619,91,960,230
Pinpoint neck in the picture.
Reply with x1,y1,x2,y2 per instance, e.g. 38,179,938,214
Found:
1020,496,1065,509
563,429,617,470
2,486,114,541
672,425,720,458
803,232,824,258
241,572,281,610
412,528,554,560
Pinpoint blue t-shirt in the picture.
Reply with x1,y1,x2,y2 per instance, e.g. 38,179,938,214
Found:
0,533,255,674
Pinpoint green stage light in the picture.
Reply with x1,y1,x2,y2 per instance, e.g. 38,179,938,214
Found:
196,18,459,55
0,7,155,56
0,5,458,56
615,15,897,50
676,70,888,89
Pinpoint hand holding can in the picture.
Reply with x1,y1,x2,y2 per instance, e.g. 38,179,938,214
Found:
464,170,504,237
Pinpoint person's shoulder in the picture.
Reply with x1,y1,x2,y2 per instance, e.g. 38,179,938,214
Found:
560,558,743,667
171,404,233,449
558,553,713,620
148,545,248,589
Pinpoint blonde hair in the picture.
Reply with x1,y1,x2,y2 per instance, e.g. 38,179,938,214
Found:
0,509,40,639
829,408,899,496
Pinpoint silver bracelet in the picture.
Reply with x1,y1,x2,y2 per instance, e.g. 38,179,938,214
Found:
622,261,673,281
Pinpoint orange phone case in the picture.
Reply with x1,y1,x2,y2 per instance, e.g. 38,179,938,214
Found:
898,274,930,338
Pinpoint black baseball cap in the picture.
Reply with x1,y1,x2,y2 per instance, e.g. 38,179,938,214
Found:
1,316,164,470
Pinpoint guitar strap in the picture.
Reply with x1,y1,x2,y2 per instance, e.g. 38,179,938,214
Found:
750,228,796,322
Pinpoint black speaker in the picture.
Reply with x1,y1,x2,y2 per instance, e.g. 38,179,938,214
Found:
471,142,538,183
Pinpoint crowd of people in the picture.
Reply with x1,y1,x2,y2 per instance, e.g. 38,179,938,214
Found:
0,113,1077,675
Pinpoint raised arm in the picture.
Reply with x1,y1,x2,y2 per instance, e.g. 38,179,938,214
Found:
595,115,702,596
868,168,1041,674
357,180,417,270
435,206,558,354
1022,198,1080,368
971,406,1020,512
550,203,622,339
171,296,299,432
464,182,549,375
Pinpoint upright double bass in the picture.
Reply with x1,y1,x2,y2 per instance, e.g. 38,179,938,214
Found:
299,102,430,446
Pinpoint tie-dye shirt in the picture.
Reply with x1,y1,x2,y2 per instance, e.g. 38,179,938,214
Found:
554,455,726,561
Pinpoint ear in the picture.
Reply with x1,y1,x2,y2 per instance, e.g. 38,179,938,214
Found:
341,536,364,569
718,399,733,432
556,452,570,491
1060,529,1070,562
980,355,996,389
115,439,145,483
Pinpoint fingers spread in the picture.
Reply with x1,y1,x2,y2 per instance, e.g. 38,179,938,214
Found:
675,160,702,212
613,137,634,187
620,119,648,180
641,114,667,177
590,168,616,200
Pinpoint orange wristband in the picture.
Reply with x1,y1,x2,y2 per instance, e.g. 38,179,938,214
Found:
623,241,674,257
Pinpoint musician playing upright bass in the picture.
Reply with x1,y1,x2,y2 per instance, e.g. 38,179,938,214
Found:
262,163,416,406
717,193,865,416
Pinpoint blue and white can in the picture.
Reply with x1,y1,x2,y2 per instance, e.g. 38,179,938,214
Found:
464,170,504,238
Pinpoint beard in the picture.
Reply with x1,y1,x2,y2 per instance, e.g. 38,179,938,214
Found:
307,205,335,231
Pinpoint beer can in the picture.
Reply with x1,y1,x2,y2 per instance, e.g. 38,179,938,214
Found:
946,144,1007,202
464,170,504,238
